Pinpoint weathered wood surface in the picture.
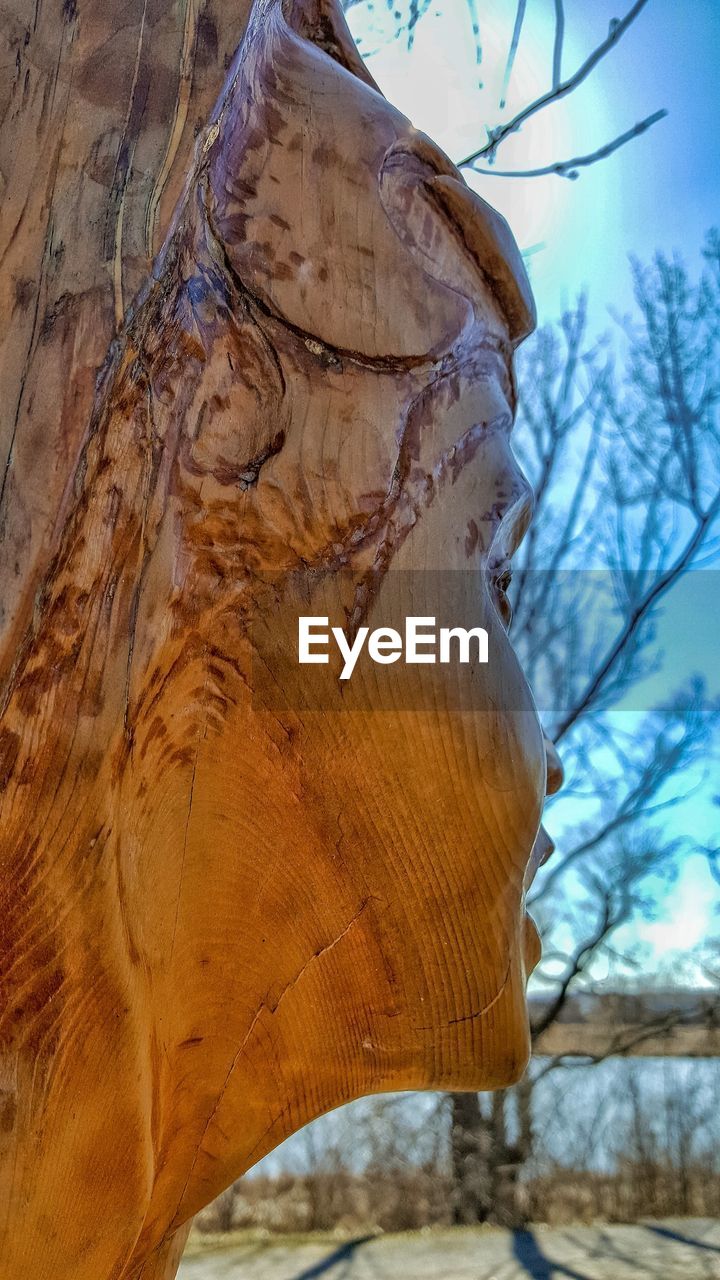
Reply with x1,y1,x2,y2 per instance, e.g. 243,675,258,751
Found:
0,1,555,1277
0,0,256,690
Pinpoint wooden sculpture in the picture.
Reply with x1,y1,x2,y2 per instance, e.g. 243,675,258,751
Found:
0,1,561,1275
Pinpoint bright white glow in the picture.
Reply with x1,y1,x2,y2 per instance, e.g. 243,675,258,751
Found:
346,1,615,321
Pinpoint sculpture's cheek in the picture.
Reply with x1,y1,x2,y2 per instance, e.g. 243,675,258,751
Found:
296,675,544,1091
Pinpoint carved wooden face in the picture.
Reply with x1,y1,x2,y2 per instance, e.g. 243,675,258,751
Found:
136,0,550,1201
0,0,559,1261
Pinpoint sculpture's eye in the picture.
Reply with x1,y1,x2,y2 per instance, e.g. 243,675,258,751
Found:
427,174,536,344
379,138,536,345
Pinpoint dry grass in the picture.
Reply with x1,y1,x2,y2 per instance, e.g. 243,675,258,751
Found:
196,1161,720,1235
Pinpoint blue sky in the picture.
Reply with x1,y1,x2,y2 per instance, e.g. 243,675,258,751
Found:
347,0,720,984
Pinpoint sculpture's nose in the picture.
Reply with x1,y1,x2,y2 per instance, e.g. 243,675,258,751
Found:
490,457,534,566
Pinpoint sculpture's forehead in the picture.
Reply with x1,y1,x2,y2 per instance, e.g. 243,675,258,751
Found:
208,2,534,361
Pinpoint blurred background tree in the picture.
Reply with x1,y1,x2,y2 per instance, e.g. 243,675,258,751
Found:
197,0,720,1235
339,0,720,1227
473,230,720,1227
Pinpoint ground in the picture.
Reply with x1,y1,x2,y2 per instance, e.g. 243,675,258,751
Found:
179,1219,720,1278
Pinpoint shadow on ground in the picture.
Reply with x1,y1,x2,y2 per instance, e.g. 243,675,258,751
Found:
179,1218,720,1278
511,1229,592,1280
644,1223,720,1255
288,1235,376,1280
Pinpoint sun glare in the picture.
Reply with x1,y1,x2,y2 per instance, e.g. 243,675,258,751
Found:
346,1,613,317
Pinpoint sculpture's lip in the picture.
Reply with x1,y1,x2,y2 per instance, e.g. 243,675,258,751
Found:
544,735,564,797
524,739,562,890
524,824,555,891
523,912,543,973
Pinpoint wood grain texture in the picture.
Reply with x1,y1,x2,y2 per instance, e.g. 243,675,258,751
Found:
0,1,553,1275
0,0,256,691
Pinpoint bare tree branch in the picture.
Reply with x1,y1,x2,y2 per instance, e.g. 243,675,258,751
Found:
466,0,483,82
552,0,565,91
534,693,709,901
466,110,667,181
499,0,527,110
554,487,720,742
459,0,654,168
533,1004,718,1081
531,895,619,1039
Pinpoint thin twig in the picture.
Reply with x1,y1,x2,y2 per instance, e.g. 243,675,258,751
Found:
466,109,667,180
499,0,527,109
531,898,617,1040
554,486,720,742
552,0,565,89
533,1006,716,1077
460,0,652,167
467,0,483,78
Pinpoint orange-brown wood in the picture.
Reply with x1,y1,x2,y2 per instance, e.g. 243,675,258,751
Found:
0,2,553,1276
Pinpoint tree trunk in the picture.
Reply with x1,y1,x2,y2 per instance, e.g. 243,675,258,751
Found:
0,1,547,1276
450,1085,533,1227
490,1087,527,1227
450,1093,493,1224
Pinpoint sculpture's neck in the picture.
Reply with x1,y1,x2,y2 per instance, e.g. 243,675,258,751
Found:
0,312,379,1270
0,234,238,1273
